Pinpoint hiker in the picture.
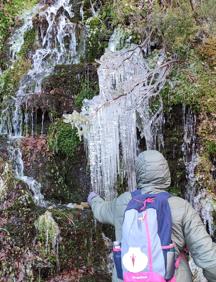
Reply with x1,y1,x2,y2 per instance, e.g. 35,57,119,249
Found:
88,150,216,282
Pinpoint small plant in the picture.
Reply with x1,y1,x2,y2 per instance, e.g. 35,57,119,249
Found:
0,58,31,103
151,2,197,56
74,80,98,109
206,141,216,158
161,50,216,113
48,120,80,158
199,37,216,67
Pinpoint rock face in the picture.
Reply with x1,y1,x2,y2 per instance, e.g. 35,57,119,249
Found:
0,0,216,281
0,159,110,281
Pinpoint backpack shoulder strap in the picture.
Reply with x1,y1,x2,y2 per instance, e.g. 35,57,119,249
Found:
131,189,141,198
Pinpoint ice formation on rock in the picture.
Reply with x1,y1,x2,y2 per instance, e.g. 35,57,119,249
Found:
65,45,171,199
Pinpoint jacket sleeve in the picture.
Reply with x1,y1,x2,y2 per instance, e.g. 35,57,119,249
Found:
90,195,116,225
183,201,216,282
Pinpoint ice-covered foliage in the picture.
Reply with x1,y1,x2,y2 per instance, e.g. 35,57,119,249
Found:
64,45,171,199
35,211,60,268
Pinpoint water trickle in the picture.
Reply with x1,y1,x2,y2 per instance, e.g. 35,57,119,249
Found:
41,111,45,135
64,45,170,199
0,0,85,137
9,5,40,61
8,140,47,207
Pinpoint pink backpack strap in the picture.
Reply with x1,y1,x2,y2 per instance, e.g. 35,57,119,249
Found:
175,252,186,269
168,252,187,282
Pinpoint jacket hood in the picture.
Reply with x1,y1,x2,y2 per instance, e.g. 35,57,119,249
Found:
135,150,171,192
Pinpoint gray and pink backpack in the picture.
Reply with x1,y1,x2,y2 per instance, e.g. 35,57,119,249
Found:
113,191,181,282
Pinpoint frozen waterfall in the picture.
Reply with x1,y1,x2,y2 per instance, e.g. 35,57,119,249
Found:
64,45,171,199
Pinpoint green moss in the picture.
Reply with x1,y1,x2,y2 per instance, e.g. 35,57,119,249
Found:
161,51,216,113
168,186,182,197
35,211,60,253
85,15,111,61
51,209,107,271
18,28,36,59
0,58,31,103
48,120,80,158
206,141,216,158
75,79,98,108
197,0,216,35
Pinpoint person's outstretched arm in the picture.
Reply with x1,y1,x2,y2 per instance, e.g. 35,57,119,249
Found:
88,192,116,225
183,201,216,281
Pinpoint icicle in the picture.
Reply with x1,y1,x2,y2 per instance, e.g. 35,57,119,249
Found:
24,104,29,136
31,108,34,136
80,1,84,22
41,111,45,135
182,105,215,279
182,105,199,204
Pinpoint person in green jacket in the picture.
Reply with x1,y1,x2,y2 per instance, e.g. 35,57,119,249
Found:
88,150,216,282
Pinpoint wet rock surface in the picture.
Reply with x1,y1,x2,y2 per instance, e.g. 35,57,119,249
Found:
0,160,110,281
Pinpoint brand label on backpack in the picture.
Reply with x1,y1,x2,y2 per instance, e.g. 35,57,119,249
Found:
122,247,148,273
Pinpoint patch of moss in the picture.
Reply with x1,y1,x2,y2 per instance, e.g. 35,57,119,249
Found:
197,0,216,35
51,209,108,272
0,58,31,104
161,51,216,113
85,15,111,62
75,79,98,108
47,119,80,158
206,141,216,159
18,27,36,59
168,186,182,197
35,211,60,260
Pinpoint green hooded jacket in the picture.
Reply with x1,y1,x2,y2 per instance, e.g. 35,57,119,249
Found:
91,150,216,282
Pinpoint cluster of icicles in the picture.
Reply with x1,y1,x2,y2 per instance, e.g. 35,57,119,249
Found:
64,45,171,199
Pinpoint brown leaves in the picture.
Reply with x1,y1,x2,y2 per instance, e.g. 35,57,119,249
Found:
21,136,52,168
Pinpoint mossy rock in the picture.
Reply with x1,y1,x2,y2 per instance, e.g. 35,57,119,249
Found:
42,63,98,101
18,27,37,59
162,105,186,196
20,136,90,204
51,209,109,272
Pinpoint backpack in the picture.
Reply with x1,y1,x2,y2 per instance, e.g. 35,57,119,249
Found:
113,191,176,282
